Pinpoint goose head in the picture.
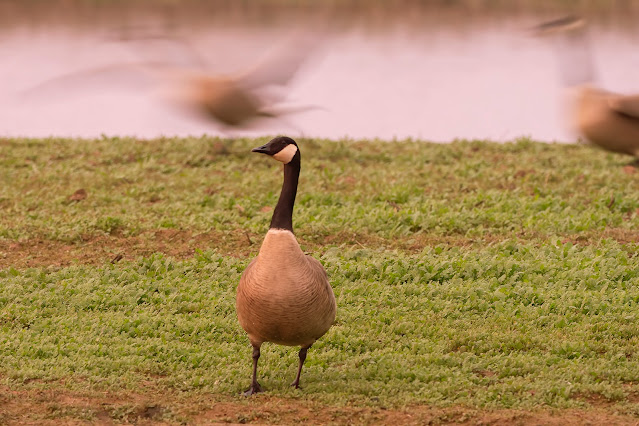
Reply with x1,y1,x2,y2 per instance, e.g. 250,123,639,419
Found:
252,136,299,164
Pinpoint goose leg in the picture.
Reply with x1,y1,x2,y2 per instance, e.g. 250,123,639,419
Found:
243,343,263,396
291,344,312,389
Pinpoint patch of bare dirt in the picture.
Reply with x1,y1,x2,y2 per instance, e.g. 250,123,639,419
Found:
2,228,639,270
0,385,170,425
560,229,639,246
0,229,492,270
1,384,638,425
0,229,259,270
67,188,88,202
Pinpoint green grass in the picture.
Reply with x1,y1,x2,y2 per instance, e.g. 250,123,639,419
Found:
2,136,639,415
3,243,639,410
1,136,639,244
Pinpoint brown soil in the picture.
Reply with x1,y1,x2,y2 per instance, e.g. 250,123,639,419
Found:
1,384,638,425
2,228,639,270
0,229,254,270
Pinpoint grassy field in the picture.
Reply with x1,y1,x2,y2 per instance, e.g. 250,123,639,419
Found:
2,136,639,424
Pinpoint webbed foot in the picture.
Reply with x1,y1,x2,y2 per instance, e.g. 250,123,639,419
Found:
243,381,263,396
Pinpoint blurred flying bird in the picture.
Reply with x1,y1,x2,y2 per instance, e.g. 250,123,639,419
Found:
20,32,321,129
534,16,639,158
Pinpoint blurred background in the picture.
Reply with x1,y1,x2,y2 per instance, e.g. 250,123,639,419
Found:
0,0,638,142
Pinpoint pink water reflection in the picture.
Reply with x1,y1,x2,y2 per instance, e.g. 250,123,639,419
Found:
1,22,638,142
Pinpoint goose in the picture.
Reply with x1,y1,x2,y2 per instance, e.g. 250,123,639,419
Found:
236,136,336,395
535,16,639,158
160,34,320,127
19,33,319,129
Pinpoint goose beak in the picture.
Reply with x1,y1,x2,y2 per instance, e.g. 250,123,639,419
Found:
252,144,272,155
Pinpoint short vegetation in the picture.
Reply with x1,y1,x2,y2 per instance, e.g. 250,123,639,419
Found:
2,136,639,422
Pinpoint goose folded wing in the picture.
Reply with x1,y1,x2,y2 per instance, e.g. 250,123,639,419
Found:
609,94,639,120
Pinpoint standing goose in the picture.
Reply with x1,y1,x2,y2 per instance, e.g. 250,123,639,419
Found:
535,16,639,158
236,136,336,395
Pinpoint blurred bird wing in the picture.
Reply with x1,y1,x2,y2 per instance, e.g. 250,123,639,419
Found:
609,94,639,119
236,32,317,90
531,16,586,36
18,62,163,102
258,102,326,117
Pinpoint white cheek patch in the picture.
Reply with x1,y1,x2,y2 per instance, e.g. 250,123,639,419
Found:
272,144,298,164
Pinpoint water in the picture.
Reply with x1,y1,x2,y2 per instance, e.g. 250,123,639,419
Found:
1,4,638,142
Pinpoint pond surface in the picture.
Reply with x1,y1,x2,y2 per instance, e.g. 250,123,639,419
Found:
0,6,638,142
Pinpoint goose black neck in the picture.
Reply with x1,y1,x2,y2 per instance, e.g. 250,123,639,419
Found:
269,151,300,232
